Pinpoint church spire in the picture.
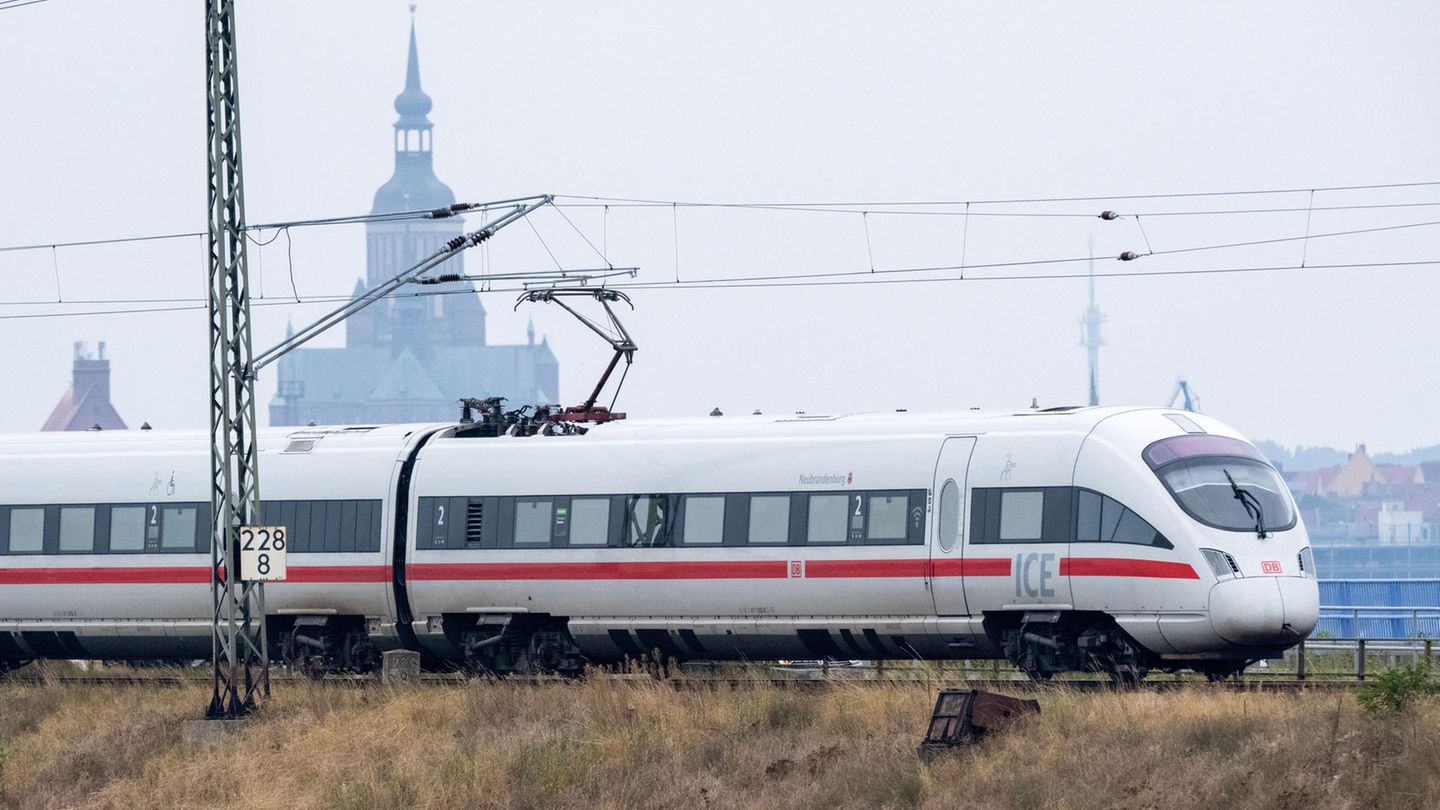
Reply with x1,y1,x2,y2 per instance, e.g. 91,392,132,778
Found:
394,7,433,130
372,5,455,214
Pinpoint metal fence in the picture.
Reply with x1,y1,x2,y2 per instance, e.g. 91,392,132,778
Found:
1283,636,1436,681
1315,605,1440,639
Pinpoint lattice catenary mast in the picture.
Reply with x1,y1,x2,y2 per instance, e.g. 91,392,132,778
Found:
205,0,267,719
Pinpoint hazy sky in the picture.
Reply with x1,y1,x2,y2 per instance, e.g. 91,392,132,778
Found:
2,2,1438,452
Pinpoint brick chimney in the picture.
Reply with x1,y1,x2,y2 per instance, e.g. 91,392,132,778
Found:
41,341,127,431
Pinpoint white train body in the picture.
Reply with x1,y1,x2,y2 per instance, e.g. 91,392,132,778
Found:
0,406,1317,679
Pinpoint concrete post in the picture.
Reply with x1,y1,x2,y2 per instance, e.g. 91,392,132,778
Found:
382,649,422,685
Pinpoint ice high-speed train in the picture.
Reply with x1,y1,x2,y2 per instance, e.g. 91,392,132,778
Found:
0,405,1316,680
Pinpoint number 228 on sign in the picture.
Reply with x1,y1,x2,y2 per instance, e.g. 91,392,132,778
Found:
239,526,288,582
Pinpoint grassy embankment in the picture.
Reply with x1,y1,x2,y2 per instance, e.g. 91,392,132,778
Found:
0,669,1435,809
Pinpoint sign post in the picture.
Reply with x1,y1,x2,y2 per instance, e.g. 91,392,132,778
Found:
239,526,288,582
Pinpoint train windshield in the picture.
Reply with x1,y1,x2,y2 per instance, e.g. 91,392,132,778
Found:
1144,436,1296,533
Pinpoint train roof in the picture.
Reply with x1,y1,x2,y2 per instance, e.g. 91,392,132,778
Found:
0,404,1215,452
0,422,433,454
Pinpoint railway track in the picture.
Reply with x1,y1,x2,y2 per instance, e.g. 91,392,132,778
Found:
1,670,1365,692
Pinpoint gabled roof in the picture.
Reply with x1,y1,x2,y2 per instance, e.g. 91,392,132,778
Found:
1375,464,1423,486
41,384,127,432
369,348,447,401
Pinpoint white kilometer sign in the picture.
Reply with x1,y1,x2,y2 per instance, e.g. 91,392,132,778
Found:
238,526,287,582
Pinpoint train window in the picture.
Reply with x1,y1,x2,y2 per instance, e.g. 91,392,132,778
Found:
58,507,95,553
867,493,908,542
308,501,329,554
109,507,146,552
263,499,382,553
747,495,790,545
1074,489,1173,549
1076,491,1101,541
294,502,315,553
938,481,960,552
1155,457,1296,534
625,495,670,547
162,507,198,551
1112,509,1157,545
569,498,611,547
339,500,359,553
681,496,724,545
806,495,848,544
323,501,344,553
998,491,1044,541
1099,497,1124,542
8,508,43,554
514,499,554,546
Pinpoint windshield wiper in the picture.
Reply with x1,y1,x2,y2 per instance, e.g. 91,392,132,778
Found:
1224,469,1268,538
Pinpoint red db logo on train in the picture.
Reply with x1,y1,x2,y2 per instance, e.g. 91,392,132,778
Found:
790,561,804,578
1261,560,1283,574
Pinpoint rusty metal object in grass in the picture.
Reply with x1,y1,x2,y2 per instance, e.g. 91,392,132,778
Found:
918,689,1040,756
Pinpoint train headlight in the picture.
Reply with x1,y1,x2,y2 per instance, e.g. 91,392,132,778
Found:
1200,548,1243,581
1297,547,1315,578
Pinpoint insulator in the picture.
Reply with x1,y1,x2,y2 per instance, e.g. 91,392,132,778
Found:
1118,251,1141,261
1099,210,1120,220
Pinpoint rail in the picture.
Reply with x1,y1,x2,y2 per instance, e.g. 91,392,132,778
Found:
3,639,1423,689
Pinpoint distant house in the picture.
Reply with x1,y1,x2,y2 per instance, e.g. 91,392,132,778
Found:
1290,444,1422,499
268,16,558,428
42,341,127,431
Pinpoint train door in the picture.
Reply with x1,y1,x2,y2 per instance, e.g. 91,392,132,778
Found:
930,437,976,616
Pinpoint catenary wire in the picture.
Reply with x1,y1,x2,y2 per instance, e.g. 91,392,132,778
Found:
553,199,1440,219
0,258,1436,320
2,216,1436,309
0,200,538,254
7,192,1440,256
555,180,1440,208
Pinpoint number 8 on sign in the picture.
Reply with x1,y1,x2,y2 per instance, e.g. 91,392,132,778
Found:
239,526,288,582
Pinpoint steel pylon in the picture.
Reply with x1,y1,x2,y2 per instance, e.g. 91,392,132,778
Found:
205,0,267,719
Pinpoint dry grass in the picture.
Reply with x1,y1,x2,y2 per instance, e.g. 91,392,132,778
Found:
0,675,1435,810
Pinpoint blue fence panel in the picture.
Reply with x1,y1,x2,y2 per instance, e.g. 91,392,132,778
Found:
1319,579,1440,608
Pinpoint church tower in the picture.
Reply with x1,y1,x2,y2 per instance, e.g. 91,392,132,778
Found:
349,9,487,350
269,10,558,427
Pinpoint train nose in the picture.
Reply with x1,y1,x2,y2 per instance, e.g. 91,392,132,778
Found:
1210,576,1319,647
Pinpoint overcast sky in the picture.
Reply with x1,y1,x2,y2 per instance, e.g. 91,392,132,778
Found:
2,2,1438,452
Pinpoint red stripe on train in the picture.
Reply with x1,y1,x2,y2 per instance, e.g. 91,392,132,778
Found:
407,561,789,581
286,565,391,583
1060,557,1200,580
806,559,929,578
930,558,1013,578
0,565,389,585
805,559,1015,578
0,567,209,585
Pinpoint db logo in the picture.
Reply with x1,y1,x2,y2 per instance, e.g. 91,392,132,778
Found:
1261,560,1283,574
789,561,804,578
